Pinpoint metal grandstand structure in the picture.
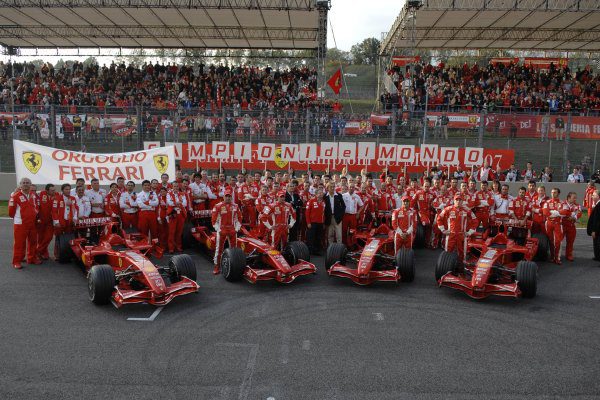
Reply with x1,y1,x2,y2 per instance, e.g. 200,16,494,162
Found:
381,0,600,55
0,0,329,53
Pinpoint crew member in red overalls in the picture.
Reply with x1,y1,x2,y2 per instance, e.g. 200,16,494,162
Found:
392,196,418,252
437,195,478,261
156,186,169,250
260,190,296,251
36,183,56,261
473,180,494,230
255,185,272,239
104,183,122,221
411,178,435,248
136,180,159,240
9,178,40,269
509,187,531,222
531,186,548,234
584,181,596,218
211,188,241,274
542,188,570,265
563,191,582,262
166,181,187,253
52,183,78,232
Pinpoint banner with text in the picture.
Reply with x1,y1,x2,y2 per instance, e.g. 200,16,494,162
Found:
144,141,514,174
14,140,175,185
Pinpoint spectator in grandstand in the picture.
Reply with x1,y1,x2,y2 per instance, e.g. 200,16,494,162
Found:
567,167,585,183
540,166,553,183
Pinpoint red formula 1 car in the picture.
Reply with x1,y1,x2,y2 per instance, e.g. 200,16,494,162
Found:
325,221,415,286
435,219,538,299
184,211,316,283
55,217,199,307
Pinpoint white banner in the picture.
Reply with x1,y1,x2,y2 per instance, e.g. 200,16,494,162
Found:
14,140,176,185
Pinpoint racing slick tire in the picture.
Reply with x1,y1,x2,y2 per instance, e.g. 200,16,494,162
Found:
55,232,75,264
395,248,415,282
88,264,115,305
182,221,195,249
516,260,537,298
169,254,197,282
414,224,426,249
435,251,461,281
221,247,246,282
532,233,550,262
325,243,347,271
284,241,311,265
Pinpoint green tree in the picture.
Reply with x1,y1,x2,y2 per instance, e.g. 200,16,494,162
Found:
350,38,380,65
326,47,351,66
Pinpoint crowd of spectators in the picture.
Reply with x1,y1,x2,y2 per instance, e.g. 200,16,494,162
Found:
0,60,324,113
382,60,600,115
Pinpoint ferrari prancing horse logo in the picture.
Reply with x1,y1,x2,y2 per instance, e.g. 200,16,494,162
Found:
153,154,169,174
22,151,42,174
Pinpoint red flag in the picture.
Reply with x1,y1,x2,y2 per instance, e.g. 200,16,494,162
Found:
327,69,343,94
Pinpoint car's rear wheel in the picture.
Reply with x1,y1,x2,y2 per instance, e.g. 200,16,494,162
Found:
55,232,75,264
221,248,246,282
325,243,347,271
88,264,115,305
395,248,415,282
182,221,195,249
284,241,311,265
516,260,537,298
435,251,460,281
532,233,550,261
169,254,197,282
414,224,426,248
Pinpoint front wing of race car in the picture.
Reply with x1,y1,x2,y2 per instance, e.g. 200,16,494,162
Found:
111,277,199,308
438,273,520,299
328,262,399,285
244,260,316,284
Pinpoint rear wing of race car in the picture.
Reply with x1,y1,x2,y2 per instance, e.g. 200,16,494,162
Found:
73,217,114,229
189,210,212,220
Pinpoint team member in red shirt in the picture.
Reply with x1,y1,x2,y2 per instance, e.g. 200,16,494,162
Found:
563,191,582,262
305,188,325,255
584,181,596,218
524,181,537,202
531,185,548,234
211,188,241,274
36,183,56,261
156,186,169,251
136,180,159,240
391,196,417,252
412,179,435,248
52,183,78,232
472,181,494,230
542,188,570,264
104,183,122,220
509,187,531,222
437,195,478,261
9,178,40,269
166,181,188,253
260,191,296,251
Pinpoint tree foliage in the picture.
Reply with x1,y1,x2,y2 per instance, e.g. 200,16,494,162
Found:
350,38,380,65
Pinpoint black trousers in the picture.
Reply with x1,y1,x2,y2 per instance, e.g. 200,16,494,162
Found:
307,223,324,254
594,235,600,261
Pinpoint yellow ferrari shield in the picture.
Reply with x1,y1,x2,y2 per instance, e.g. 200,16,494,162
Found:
274,147,288,169
153,154,169,174
22,151,42,174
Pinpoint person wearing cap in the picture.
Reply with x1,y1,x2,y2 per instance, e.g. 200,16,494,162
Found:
436,195,478,261
391,196,418,252
259,190,296,251
211,187,241,274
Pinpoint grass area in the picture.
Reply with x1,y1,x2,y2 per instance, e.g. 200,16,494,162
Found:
0,200,6,217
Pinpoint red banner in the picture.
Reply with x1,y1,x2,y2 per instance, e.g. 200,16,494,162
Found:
523,57,568,69
344,120,372,135
490,57,519,66
144,142,514,174
391,56,421,67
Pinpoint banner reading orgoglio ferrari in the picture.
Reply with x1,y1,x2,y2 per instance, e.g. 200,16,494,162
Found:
14,140,175,185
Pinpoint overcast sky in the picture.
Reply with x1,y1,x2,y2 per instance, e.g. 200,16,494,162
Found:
327,0,402,50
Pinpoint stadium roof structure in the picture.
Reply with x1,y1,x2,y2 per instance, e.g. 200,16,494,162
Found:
380,0,600,55
0,0,329,52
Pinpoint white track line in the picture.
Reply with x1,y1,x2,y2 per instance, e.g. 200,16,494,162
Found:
127,306,163,321
374,312,384,321
589,296,600,299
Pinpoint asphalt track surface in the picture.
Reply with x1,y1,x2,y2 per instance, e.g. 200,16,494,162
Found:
1,219,600,400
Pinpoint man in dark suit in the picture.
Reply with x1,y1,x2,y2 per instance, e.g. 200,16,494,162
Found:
586,189,600,261
285,181,303,242
324,182,345,245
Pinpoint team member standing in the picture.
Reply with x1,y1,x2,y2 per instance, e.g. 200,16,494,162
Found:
587,189,600,262
436,195,478,261
531,185,548,234
509,187,531,223
305,188,325,256
492,184,512,220
52,183,78,232
136,180,159,240
391,196,417,252
542,188,570,264
324,182,345,245
562,192,582,262
473,181,494,230
74,186,91,218
104,183,121,220
584,181,596,218
156,186,169,251
285,181,303,242
341,183,363,247
166,181,187,253
211,188,241,274
36,183,56,261
9,178,40,269
260,191,296,251
85,178,106,217
412,179,435,248
119,181,138,230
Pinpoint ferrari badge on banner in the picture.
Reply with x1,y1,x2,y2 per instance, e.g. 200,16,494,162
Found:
14,140,176,185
